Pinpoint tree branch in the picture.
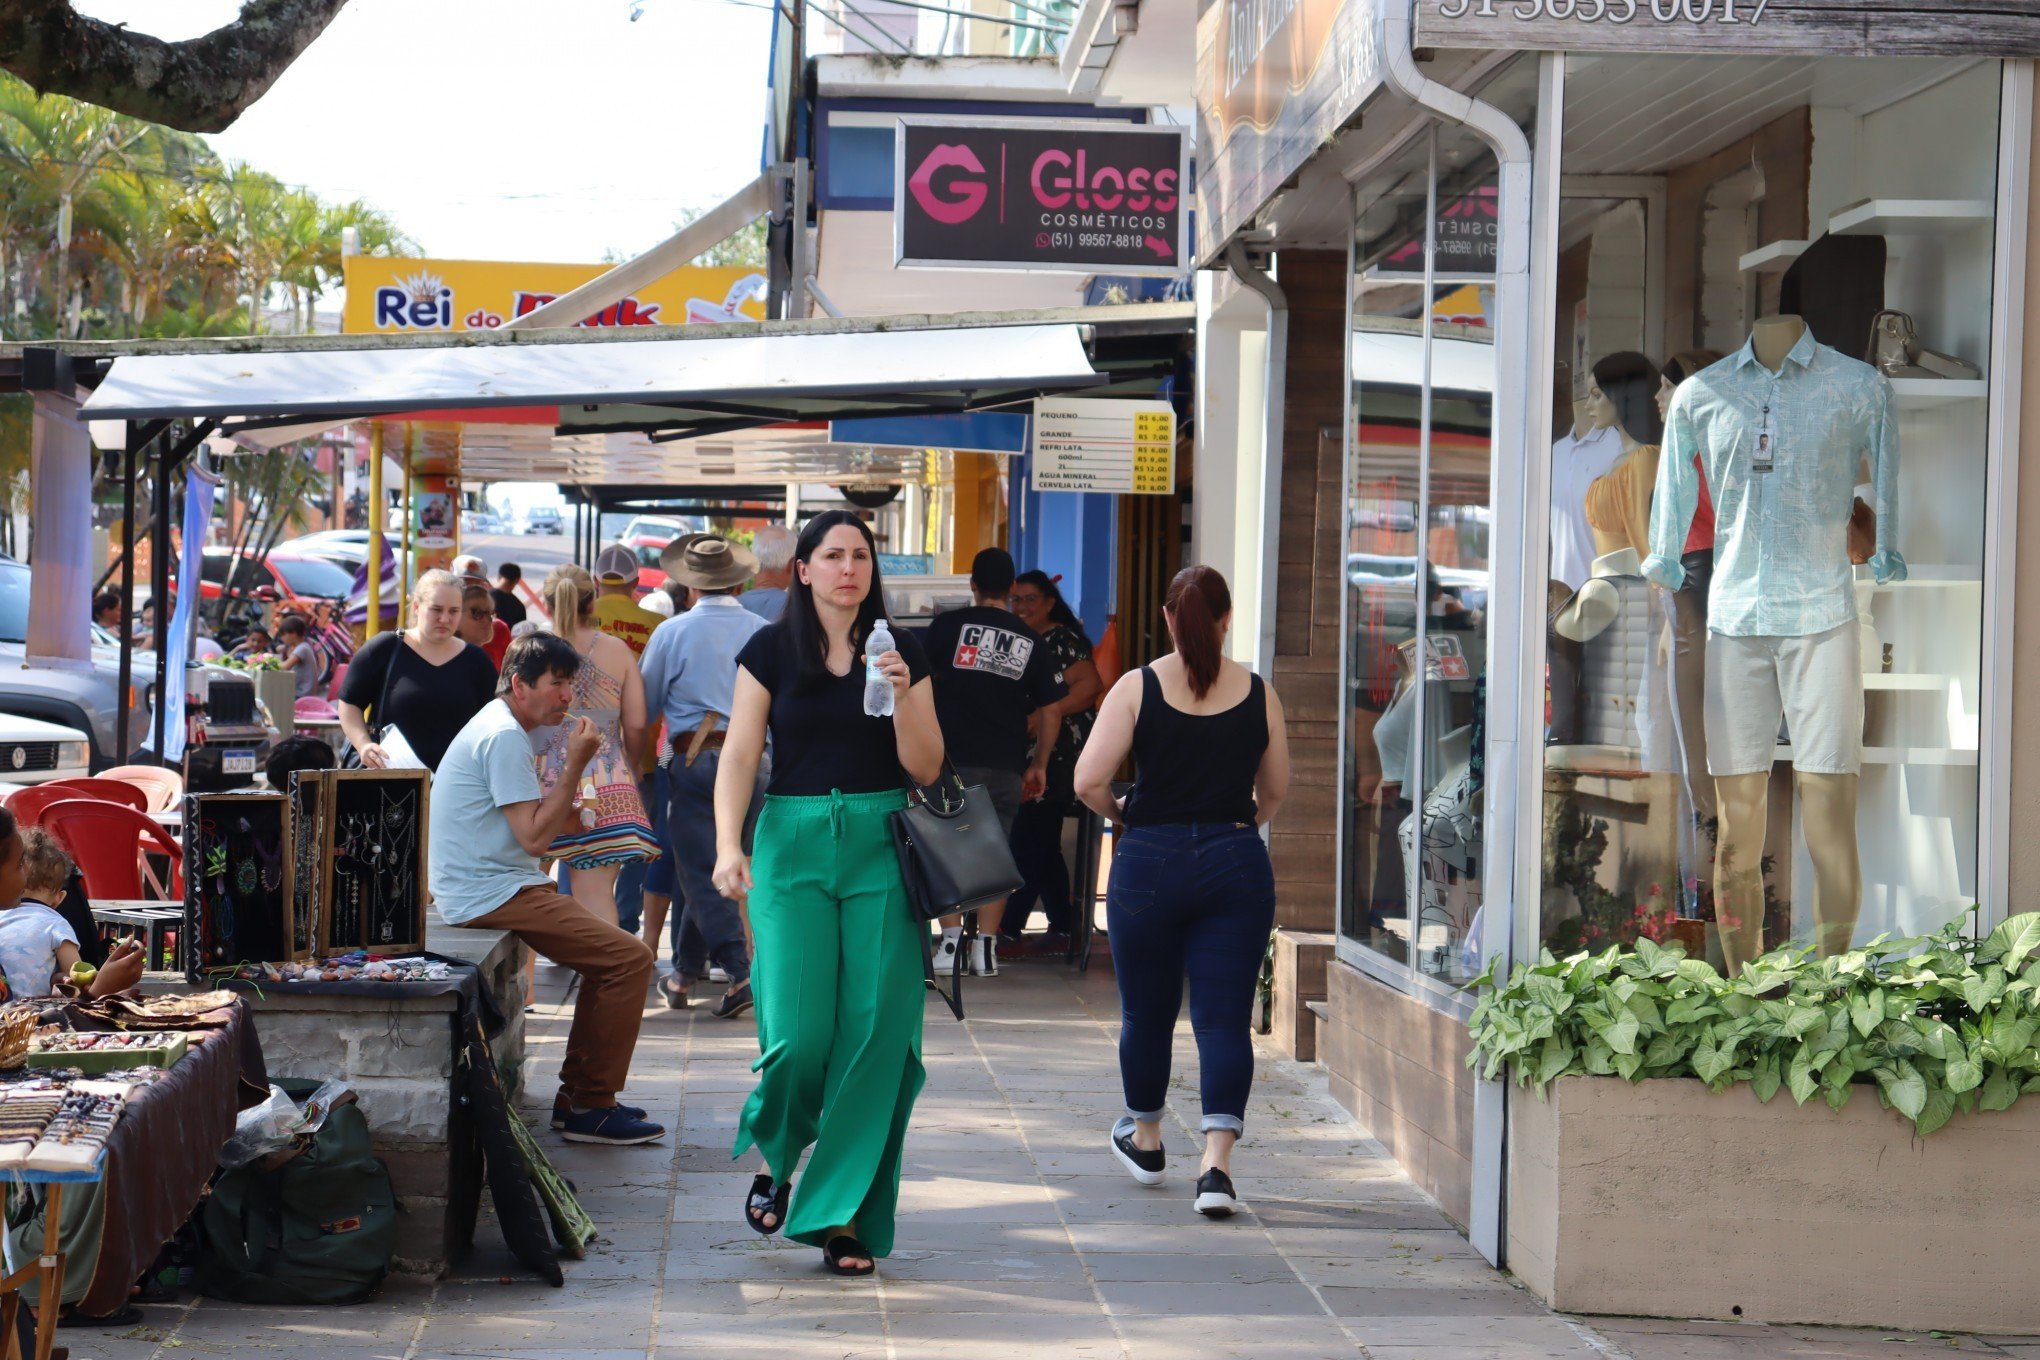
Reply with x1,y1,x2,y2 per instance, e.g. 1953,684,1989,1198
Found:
0,0,351,133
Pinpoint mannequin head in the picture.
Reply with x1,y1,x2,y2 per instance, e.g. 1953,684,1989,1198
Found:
1657,350,1721,420
1586,352,1664,449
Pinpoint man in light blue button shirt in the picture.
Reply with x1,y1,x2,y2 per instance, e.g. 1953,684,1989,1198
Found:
1643,318,1904,968
1645,323,1906,636
638,536,769,1015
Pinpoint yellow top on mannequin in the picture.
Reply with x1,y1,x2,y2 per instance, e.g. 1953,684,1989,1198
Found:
1581,370,1655,558
1750,314,1808,372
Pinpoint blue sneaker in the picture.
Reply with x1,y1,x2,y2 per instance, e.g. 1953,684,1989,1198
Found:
551,1092,647,1131
561,1105,666,1145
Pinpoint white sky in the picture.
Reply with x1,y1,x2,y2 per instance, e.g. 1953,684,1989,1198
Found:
78,0,776,265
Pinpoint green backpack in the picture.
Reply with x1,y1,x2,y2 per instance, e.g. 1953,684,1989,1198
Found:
199,1084,398,1305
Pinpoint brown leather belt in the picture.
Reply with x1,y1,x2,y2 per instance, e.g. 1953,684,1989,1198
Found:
670,722,725,766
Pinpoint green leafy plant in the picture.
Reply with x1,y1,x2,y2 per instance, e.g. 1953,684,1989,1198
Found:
1467,911,2040,1136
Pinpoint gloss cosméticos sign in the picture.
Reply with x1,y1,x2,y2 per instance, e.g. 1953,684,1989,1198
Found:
894,118,1189,275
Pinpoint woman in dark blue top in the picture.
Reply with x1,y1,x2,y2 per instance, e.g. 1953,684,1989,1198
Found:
1075,565,1290,1219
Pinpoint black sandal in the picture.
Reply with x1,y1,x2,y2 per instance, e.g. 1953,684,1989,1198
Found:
744,1172,789,1236
822,1234,875,1277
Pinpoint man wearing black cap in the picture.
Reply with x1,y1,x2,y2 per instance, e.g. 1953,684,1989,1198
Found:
923,547,1065,978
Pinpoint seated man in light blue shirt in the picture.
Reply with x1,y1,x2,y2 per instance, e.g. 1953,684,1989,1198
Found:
638,536,769,1015
431,632,661,1146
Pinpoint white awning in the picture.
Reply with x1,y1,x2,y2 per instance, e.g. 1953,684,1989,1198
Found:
80,321,1104,423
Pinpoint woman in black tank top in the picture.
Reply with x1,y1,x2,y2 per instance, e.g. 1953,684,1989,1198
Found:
1074,566,1291,1219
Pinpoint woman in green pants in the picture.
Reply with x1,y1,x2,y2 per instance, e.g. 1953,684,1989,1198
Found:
712,510,945,1277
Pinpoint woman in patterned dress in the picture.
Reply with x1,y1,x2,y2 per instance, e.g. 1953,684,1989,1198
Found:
533,564,659,927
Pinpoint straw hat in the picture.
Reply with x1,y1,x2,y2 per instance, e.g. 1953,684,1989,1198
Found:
663,535,757,591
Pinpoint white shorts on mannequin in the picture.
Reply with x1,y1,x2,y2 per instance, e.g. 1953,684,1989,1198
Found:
1704,620,1863,777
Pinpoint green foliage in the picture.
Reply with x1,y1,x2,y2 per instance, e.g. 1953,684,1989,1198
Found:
1467,910,2040,1136
0,73,416,341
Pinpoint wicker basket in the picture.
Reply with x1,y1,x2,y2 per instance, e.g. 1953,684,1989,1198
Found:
0,1007,39,1071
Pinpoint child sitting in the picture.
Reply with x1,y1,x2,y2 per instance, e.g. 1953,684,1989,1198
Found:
0,816,143,998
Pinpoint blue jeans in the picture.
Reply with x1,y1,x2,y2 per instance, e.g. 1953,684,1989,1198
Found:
1107,822,1275,1135
666,750,762,984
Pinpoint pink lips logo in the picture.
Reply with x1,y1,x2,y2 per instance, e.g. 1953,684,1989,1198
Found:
908,144,989,225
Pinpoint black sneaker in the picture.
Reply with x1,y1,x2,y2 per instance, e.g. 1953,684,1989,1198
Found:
1110,1118,1166,1186
712,979,754,1019
1194,1167,1240,1218
560,1105,666,1145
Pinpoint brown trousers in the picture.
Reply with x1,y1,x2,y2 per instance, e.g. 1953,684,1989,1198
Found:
466,883,656,1106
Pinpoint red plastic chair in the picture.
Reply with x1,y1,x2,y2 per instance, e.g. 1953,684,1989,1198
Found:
42,778,146,812
8,782,98,828
39,799,184,901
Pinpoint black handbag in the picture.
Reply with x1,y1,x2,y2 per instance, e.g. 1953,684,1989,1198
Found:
891,766,1024,1021
338,636,399,770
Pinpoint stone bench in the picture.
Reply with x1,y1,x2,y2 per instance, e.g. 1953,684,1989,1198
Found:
143,923,529,1275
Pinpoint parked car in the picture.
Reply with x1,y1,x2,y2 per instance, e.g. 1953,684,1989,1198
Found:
619,514,702,591
192,548,356,605
525,506,564,536
0,557,157,770
0,713,92,786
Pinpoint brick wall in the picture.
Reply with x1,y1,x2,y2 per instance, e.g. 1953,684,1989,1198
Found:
1269,250,1350,933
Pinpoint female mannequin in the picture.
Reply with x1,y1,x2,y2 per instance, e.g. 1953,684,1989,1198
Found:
1582,353,1668,559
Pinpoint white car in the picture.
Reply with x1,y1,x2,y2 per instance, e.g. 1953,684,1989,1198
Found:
0,713,92,785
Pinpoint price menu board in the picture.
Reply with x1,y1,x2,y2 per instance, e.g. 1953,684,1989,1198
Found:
1031,398,1177,495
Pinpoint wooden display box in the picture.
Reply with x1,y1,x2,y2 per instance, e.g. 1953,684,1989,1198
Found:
182,791,299,980
27,1032,188,1072
301,769,430,956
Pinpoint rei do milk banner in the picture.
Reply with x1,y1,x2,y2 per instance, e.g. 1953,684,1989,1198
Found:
341,257,768,333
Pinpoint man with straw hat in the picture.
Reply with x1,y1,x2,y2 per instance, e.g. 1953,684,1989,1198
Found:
639,535,768,1017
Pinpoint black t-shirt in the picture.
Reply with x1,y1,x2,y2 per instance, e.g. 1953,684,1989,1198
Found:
337,632,498,772
491,587,527,628
922,607,1066,772
736,623,930,796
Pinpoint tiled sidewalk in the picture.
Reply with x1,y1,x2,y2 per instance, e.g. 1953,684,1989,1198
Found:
77,959,2040,1360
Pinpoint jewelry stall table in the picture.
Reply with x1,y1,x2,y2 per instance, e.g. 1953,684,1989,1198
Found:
0,1002,258,1351
0,1157,104,1360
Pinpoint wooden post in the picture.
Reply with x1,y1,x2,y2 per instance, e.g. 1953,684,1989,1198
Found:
366,424,385,639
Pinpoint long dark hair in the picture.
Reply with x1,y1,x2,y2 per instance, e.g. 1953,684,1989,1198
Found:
1014,569,1087,642
1591,351,1665,447
1164,565,1232,699
781,510,890,682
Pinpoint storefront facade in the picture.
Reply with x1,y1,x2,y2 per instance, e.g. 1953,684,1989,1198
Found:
1196,0,2040,1312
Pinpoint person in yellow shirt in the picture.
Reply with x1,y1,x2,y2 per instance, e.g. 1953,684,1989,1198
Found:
593,544,678,953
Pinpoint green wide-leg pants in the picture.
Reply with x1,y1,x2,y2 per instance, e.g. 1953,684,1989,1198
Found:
733,789,926,1256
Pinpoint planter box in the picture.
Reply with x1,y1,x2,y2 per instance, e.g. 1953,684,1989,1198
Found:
1507,1075,2040,1332
1270,930,1334,1061
255,669,296,739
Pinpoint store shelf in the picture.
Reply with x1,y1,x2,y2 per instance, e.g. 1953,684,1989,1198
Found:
1739,239,1809,274
1829,198,1993,237
1862,673,1952,691
1775,743,1978,767
1890,377,1988,409
1854,564,1983,588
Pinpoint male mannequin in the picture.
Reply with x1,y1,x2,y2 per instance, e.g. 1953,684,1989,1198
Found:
1642,315,1904,970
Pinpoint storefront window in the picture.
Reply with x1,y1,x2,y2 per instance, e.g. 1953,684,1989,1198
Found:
1341,84,1530,1000
1538,55,2003,967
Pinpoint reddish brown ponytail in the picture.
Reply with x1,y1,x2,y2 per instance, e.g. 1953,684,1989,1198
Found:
1164,565,1232,698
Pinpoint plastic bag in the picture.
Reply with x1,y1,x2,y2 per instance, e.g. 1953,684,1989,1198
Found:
217,1084,307,1171
298,1079,354,1134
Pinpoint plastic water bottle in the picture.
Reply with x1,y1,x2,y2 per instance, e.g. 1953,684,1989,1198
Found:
864,618,896,718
